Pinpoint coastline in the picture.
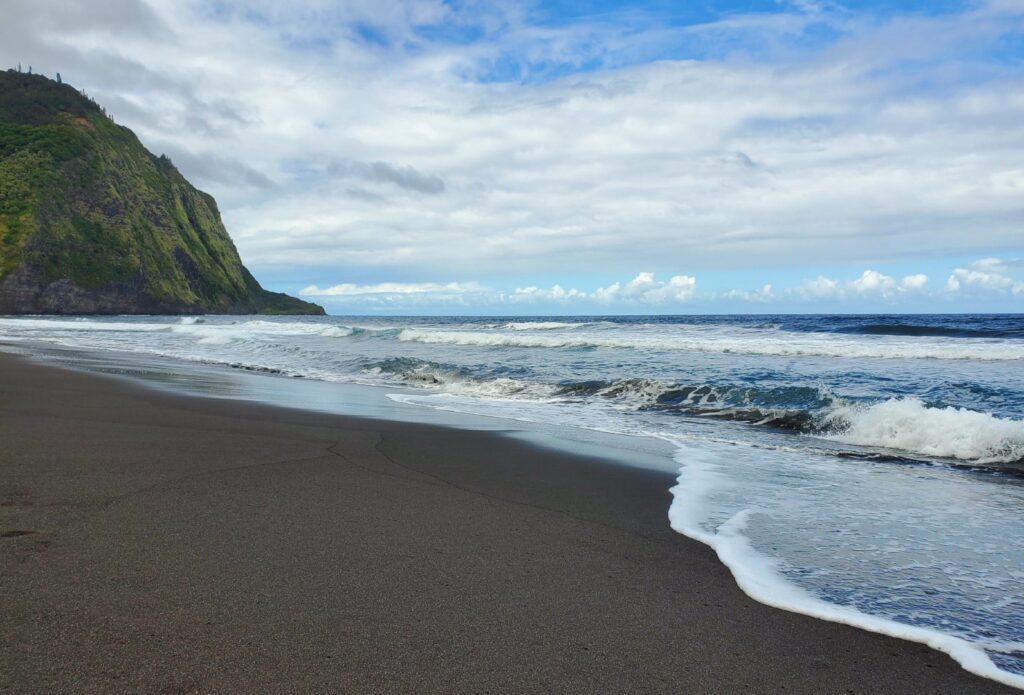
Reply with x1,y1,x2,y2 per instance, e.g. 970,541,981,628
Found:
0,352,1015,693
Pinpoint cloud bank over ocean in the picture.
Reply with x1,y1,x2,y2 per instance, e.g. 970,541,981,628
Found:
296,260,1023,313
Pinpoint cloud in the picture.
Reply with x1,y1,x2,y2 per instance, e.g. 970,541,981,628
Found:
797,275,840,298
298,279,490,309
719,284,774,302
900,273,929,290
2,1,1023,288
326,160,445,194
156,147,276,190
946,258,1024,295
512,272,697,305
794,270,930,300
301,281,482,295
849,270,897,295
511,284,585,302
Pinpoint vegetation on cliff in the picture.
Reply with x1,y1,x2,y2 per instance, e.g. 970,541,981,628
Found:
0,70,324,315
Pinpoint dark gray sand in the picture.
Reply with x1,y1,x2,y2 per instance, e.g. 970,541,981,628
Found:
0,352,1016,694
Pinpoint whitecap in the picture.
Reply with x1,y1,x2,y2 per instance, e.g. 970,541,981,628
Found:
822,397,1024,464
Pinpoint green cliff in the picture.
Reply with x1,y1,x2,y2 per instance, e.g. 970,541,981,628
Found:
0,70,324,315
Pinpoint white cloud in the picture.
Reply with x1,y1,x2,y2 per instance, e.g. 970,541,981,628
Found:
720,284,775,302
794,270,929,300
511,284,585,302
797,275,841,298
599,272,698,304
511,272,697,305
946,258,1024,295
301,281,483,296
850,270,897,295
847,270,929,296
900,273,929,290
3,1,1023,285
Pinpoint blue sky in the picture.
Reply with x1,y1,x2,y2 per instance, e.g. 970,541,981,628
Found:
4,0,1024,313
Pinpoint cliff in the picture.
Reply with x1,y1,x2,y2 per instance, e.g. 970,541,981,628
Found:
0,70,324,315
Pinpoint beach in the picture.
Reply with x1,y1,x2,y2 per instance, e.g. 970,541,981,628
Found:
0,351,1015,693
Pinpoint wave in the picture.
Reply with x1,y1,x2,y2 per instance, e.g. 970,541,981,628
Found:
396,328,1024,361
823,398,1024,465
552,379,824,431
590,380,1024,464
0,317,357,339
5,318,1022,362
162,320,355,345
398,328,595,349
0,318,173,332
362,357,553,398
501,321,589,330
364,366,1024,465
834,323,1024,339
4,316,1021,464
381,369,1024,464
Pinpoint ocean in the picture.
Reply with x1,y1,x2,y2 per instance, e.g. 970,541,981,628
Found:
2,313,1023,687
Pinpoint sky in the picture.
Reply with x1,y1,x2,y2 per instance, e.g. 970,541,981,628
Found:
3,0,1023,314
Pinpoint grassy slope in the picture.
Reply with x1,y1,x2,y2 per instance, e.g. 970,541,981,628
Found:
0,71,323,315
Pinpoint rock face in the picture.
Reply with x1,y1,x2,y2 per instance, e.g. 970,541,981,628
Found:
0,71,324,315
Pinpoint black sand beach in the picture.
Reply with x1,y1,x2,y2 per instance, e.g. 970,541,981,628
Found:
0,352,1015,693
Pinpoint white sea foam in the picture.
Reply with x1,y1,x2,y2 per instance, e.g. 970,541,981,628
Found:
366,362,555,399
0,317,356,339
823,397,1024,464
501,321,587,330
318,326,356,338
667,443,1024,690
0,318,172,332
375,362,1024,465
398,328,592,348
168,320,354,341
396,328,1024,361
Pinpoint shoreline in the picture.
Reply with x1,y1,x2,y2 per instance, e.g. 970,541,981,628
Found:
0,352,1016,693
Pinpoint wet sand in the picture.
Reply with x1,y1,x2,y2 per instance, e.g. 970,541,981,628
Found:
0,352,1015,693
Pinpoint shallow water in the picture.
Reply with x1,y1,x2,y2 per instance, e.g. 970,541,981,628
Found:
2,313,1022,686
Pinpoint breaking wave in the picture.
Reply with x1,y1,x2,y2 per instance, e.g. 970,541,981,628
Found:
361,365,1024,466
823,398,1024,464
362,357,553,398
396,328,1024,361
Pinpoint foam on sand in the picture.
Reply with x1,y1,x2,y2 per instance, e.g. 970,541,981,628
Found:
668,442,1024,690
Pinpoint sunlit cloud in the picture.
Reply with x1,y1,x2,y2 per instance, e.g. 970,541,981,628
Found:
793,270,931,300
511,272,697,305
946,258,1024,295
